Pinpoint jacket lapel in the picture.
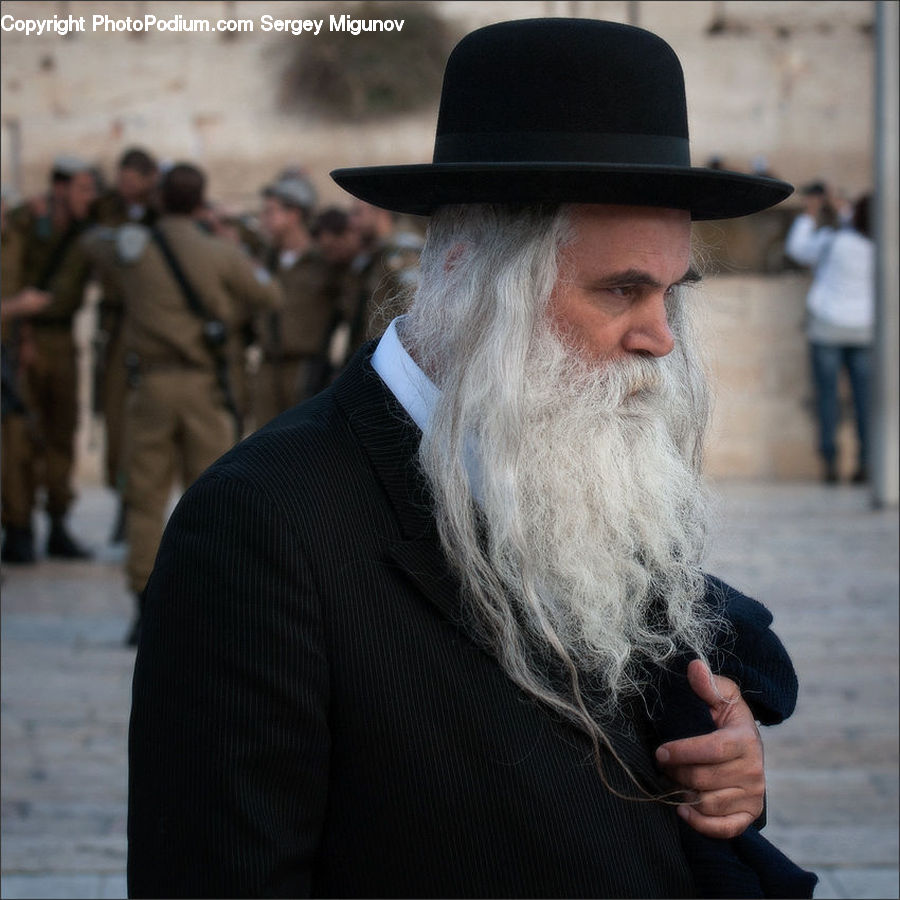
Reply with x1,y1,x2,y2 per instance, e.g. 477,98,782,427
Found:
333,345,466,626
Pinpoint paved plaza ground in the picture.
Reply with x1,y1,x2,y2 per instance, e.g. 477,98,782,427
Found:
1,478,897,899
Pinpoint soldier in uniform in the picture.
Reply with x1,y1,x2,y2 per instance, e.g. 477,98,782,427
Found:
339,199,422,364
194,200,270,431
1,190,52,563
85,163,282,645
91,147,159,543
2,156,98,563
252,176,339,428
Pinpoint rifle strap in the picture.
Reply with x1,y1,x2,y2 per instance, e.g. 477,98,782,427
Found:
36,222,84,291
148,226,241,439
149,226,213,322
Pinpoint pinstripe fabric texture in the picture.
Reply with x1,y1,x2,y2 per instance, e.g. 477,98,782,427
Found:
128,345,702,898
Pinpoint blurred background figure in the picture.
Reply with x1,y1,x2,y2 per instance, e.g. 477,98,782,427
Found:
93,148,158,226
311,205,362,375
193,199,270,428
339,199,422,365
1,156,98,564
312,206,361,269
786,186,874,484
252,174,338,428
91,147,159,544
1,187,52,564
750,153,777,179
84,162,282,644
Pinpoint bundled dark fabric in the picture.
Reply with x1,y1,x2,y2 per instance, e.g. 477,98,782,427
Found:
652,576,818,898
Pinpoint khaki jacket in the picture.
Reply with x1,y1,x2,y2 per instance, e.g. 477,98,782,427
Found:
86,215,282,372
8,203,93,325
260,249,337,360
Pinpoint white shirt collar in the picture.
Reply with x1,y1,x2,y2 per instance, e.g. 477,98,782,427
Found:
371,316,439,434
372,316,484,502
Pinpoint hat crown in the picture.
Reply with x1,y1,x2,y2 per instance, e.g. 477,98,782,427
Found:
329,17,793,219
433,19,690,166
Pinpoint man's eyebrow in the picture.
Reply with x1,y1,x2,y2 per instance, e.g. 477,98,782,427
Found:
589,267,703,288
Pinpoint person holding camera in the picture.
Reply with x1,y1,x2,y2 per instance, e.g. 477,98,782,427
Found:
85,163,282,645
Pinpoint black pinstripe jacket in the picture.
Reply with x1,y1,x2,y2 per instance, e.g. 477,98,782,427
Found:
128,346,796,899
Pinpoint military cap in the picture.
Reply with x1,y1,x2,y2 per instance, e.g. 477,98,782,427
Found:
51,155,92,178
263,176,317,212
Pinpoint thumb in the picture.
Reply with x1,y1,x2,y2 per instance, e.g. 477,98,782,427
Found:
686,658,734,712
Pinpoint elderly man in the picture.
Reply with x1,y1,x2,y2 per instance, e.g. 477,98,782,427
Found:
128,19,814,898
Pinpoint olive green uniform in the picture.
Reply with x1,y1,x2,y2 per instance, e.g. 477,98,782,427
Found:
90,190,156,492
1,219,32,533
5,204,93,524
252,248,338,428
86,215,282,593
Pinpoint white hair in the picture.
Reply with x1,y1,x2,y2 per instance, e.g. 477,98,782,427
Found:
402,203,722,793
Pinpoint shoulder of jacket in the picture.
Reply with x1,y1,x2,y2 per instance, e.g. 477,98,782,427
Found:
112,223,152,264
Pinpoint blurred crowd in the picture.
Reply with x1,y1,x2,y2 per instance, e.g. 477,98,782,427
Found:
0,147,422,640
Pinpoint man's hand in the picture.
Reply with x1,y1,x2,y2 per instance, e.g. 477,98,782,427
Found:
655,659,765,839
0,288,51,323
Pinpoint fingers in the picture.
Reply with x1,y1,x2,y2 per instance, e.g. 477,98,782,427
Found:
676,804,756,840
659,660,768,838
663,757,764,795
657,727,752,768
676,786,764,821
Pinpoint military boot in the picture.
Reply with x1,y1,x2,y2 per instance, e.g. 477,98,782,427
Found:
46,517,92,560
2,525,36,564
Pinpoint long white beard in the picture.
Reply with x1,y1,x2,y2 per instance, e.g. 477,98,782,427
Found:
418,316,717,717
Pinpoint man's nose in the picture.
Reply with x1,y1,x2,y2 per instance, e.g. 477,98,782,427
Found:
621,293,676,358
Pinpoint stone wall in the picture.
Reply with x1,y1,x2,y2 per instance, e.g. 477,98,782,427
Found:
699,272,858,482
1,0,875,207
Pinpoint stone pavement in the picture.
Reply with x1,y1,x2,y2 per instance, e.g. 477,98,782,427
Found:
1,479,897,899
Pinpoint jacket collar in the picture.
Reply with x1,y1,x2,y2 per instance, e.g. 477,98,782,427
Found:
333,344,466,626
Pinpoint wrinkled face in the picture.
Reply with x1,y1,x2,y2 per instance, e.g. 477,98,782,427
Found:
548,204,694,363
66,171,98,220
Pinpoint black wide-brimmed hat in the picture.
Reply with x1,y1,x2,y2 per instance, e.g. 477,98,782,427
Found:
331,18,792,220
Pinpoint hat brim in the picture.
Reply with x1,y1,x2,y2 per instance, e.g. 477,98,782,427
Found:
331,162,793,220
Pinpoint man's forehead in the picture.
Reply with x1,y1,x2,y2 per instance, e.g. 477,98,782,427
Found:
558,203,694,281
